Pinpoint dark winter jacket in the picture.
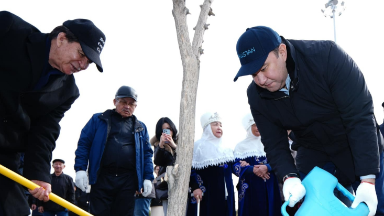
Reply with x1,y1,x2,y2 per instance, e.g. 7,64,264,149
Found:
74,110,154,191
42,172,75,212
0,11,79,183
151,135,178,176
247,37,384,184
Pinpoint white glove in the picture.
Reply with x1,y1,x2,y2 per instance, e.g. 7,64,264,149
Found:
283,177,306,207
142,179,152,197
75,170,89,192
351,182,377,216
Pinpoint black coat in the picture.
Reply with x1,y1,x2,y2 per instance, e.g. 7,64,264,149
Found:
152,136,177,176
0,11,79,183
42,173,75,212
247,37,383,184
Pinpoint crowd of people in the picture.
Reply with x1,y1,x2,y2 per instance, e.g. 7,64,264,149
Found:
1,10,384,216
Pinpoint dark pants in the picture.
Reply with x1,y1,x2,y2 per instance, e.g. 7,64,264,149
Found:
134,197,151,216
90,170,136,216
0,152,30,216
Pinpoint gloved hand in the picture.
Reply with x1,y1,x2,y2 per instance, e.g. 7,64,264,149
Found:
75,170,89,192
351,182,377,216
142,179,152,197
283,177,306,207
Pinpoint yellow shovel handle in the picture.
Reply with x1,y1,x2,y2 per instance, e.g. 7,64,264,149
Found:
0,164,92,216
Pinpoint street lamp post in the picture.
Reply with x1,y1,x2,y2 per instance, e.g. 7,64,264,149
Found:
321,0,346,43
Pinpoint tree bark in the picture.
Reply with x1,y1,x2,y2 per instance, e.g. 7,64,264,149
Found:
167,0,213,215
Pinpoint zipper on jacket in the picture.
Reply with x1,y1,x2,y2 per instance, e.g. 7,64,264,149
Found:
274,95,289,101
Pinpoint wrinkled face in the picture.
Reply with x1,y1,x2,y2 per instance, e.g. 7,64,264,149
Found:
114,97,137,118
50,33,90,75
210,121,223,138
252,44,288,92
251,124,260,137
162,123,174,137
52,162,65,174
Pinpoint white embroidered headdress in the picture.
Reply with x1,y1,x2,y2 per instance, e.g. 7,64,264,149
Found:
234,113,266,159
192,112,235,169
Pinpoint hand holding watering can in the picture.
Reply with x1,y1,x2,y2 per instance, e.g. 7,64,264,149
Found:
281,167,376,216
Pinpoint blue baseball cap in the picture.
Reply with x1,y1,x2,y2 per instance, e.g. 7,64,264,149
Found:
234,26,281,82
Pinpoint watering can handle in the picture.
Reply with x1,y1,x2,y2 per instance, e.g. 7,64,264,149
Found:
281,195,291,216
336,182,355,202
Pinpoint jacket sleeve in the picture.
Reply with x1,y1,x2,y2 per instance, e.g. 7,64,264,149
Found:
326,43,380,176
248,87,297,181
233,159,253,178
154,145,175,167
189,168,200,192
142,124,154,181
74,115,98,172
23,94,78,183
66,176,75,204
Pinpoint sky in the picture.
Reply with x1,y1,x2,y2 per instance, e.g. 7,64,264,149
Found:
2,0,384,193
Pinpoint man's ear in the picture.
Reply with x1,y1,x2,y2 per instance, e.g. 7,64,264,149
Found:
113,99,117,106
279,44,287,61
56,32,67,47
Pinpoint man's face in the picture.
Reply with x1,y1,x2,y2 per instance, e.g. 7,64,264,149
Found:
252,44,288,92
210,121,223,138
113,97,137,118
50,33,90,75
52,162,65,174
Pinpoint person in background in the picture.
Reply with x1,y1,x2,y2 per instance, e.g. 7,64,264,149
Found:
151,166,164,216
234,26,383,216
39,159,74,216
152,117,178,216
0,11,105,216
187,112,236,216
74,86,154,216
233,113,281,216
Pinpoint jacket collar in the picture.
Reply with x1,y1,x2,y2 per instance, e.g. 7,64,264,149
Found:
256,36,300,100
99,109,144,133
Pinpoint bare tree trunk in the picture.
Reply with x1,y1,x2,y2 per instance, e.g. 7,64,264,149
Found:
167,0,214,215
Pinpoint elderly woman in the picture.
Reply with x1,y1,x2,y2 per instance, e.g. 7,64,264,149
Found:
233,113,282,216
187,112,236,216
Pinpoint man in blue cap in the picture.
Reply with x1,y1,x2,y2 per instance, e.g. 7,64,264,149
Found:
0,11,106,216
234,26,384,216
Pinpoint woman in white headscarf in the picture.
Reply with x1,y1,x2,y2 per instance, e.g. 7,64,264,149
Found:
186,112,236,216
233,113,282,216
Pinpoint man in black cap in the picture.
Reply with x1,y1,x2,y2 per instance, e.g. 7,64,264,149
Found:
234,26,384,216
74,86,154,216
38,159,75,216
0,11,105,216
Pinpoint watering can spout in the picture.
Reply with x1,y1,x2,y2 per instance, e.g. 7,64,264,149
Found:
281,166,369,216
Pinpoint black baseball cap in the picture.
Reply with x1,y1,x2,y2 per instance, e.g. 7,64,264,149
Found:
63,19,106,72
52,159,65,164
234,26,281,81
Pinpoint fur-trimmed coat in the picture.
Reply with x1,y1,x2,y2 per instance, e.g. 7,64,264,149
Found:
151,135,178,176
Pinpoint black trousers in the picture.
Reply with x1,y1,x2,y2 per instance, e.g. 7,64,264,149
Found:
0,152,30,216
90,170,137,216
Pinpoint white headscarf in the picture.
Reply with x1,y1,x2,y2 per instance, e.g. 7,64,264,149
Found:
192,112,235,169
233,113,266,159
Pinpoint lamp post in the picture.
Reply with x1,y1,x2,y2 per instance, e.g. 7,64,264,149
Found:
321,0,346,43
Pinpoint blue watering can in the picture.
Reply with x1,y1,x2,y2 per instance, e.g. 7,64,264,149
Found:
281,166,369,216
